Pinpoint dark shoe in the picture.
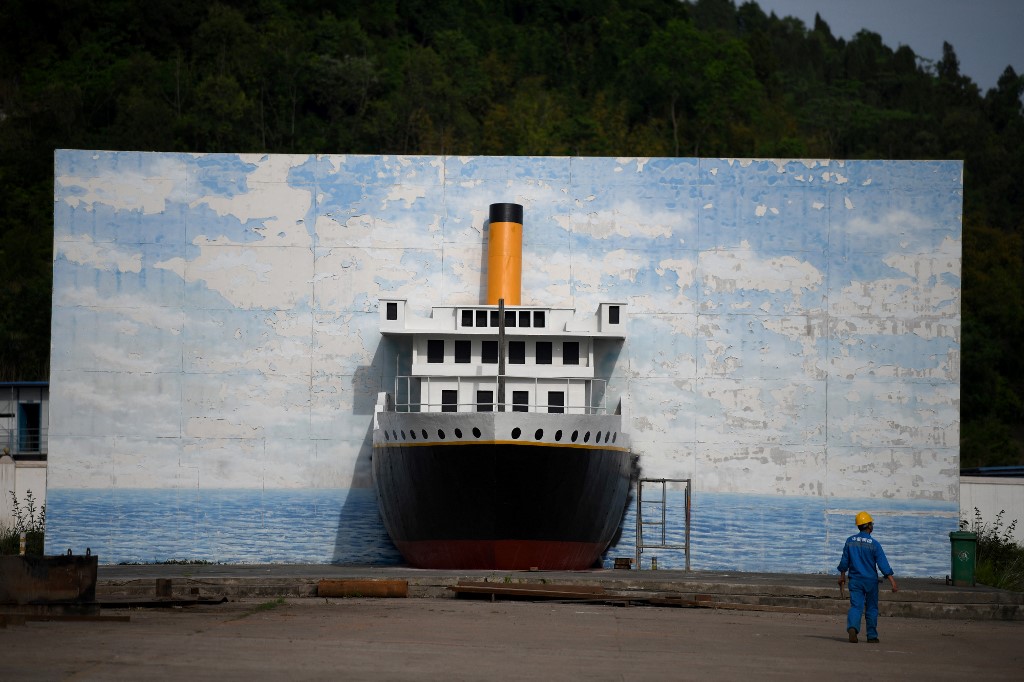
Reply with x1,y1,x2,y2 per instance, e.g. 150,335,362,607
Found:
867,638,880,643
847,627,858,643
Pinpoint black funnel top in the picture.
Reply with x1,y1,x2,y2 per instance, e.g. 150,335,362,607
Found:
489,203,523,224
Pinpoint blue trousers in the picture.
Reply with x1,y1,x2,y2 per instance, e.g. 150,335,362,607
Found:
846,577,880,639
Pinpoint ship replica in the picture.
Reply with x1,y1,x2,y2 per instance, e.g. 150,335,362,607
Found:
372,203,634,570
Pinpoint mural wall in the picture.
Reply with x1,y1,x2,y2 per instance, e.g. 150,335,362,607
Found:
49,152,961,574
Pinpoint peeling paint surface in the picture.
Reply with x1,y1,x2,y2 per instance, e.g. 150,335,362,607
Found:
48,153,961,574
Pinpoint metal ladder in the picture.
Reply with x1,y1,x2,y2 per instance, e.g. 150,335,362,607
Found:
635,478,691,570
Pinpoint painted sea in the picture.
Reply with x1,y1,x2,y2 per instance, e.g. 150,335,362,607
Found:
45,488,958,576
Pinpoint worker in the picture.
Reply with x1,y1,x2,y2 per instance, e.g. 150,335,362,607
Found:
837,511,898,643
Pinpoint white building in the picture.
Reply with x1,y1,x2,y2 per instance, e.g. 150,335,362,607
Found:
1,382,48,530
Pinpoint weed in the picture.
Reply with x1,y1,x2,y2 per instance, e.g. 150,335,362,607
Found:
960,508,1024,592
1,490,46,555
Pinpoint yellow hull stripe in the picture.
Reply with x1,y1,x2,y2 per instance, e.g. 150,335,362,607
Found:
374,439,628,451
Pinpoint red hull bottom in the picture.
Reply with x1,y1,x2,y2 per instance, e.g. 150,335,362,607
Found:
396,539,607,570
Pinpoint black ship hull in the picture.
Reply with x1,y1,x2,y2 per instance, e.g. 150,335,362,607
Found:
372,411,633,570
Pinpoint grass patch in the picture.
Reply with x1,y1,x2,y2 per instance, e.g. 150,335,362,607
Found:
231,598,286,621
118,559,217,565
961,508,1024,592
254,597,286,612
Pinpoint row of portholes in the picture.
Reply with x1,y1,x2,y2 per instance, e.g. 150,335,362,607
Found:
381,426,617,445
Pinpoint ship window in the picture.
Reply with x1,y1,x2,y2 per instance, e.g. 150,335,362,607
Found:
401,430,406,440
476,310,487,327
512,391,528,413
571,430,578,442
421,429,428,439
563,342,579,365
438,430,446,440
476,391,493,412
472,427,482,438
490,310,499,327
455,428,463,438
454,340,471,363
410,430,416,440
535,429,543,440
605,431,611,443
612,432,617,443
504,310,515,327
519,311,531,327
387,302,398,320
534,311,545,328
609,305,620,324
509,341,525,364
596,431,602,443
482,341,498,364
383,431,389,441
427,339,444,363
547,391,564,414
442,390,458,413
555,430,562,441
461,310,473,327
584,431,591,443
536,341,552,364
392,430,398,440
511,427,521,439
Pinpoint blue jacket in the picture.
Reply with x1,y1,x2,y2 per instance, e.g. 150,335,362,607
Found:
838,531,894,580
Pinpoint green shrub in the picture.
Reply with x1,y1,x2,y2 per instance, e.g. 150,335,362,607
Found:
1,490,46,556
960,508,1024,592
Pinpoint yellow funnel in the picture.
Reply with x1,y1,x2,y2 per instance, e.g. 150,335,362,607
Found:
486,203,523,305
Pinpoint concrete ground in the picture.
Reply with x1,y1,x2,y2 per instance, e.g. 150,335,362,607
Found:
2,597,1022,680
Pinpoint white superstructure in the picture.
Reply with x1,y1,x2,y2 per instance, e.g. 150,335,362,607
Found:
378,300,627,416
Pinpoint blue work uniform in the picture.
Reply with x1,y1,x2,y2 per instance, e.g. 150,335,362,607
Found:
837,531,894,640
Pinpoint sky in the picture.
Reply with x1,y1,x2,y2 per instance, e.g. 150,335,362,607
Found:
755,0,1024,92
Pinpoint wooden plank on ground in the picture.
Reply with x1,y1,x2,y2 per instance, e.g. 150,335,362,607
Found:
450,582,609,600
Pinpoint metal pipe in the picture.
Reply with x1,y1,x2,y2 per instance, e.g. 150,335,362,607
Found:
498,298,506,412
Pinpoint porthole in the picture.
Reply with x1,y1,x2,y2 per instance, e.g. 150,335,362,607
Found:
596,431,602,443
409,430,415,440
473,427,482,438
535,429,544,440
605,431,611,443
438,430,446,440
555,430,562,442
571,430,579,443
401,430,406,440
383,431,389,442
612,432,617,443
455,428,463,438
392,430,398,441
421,429,428,440
584,432,591,443
511,427,521,439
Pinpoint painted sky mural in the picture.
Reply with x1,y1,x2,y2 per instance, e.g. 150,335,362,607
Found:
48,152,961,574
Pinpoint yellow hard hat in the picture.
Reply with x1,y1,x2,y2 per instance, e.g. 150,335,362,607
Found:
855,511,874,526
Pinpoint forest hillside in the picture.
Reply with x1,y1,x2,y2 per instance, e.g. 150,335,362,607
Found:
1,0,1021,467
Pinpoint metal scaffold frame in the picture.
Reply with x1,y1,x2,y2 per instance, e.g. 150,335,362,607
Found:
635,478,691,571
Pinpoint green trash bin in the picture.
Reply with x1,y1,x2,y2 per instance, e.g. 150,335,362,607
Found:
949,531,977,586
